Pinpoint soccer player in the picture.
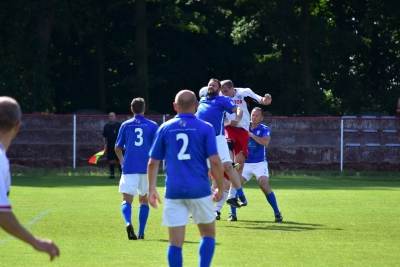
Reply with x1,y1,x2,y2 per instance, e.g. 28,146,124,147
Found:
196,78,247,209
220,80,272,221
220,79,272,175
103,112,121,179
115,98,158,240
0,96,60,261
233,107,282,222
147,90,224,267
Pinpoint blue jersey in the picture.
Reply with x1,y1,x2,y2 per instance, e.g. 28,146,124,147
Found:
115,115,158,174
246,123,271,163
196,95,235,135
149,113,218,199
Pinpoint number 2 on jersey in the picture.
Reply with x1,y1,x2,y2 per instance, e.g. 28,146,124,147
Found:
176,133,191,160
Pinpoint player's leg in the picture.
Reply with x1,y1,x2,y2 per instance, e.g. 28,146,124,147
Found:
214,178,229,220
216,135,246,208
189,196,216,267
119,174,140,239
229,163,253,221
137,174,150,239
164,199,189,267
256,162,282,222
197,222,216,267
108,148,118,179
225,162,247,207
168,226,185,267
121,193,137,240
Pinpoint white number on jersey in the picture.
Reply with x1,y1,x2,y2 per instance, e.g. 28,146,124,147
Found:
176,133,191,160
134,128,144,146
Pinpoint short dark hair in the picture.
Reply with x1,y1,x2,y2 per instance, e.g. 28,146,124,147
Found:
252,106,263,115
221,80,234,88
208,78,221,88
0,96,22,131
131,98,145,114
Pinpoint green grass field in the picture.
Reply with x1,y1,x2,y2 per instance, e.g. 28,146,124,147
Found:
1,170,400,267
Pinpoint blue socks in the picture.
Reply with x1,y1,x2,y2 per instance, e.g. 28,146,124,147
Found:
167,238,215,267
236,187,247,203
266,192,280,215
121,201,132,225
138,204,149,236
230,205,237,216
199,237,215,267
168,245,182,267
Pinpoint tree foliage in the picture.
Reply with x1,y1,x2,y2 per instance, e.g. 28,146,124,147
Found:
0,0,398,115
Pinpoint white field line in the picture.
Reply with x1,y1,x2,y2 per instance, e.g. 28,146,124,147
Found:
0,209,51,245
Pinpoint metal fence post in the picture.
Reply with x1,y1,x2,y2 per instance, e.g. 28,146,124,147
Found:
340,118,344,172
73,114,77,169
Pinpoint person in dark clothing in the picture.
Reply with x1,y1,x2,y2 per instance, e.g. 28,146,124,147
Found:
103,112,121,179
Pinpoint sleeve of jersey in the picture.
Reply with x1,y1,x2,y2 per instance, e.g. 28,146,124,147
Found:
241,88,262,102
149,127,165,160
114,125,125,148
263,127,271,137
0,179,11,212
205,125,218,157
221,97,235,114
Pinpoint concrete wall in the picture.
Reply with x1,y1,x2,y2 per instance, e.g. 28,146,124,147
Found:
8,114,400,170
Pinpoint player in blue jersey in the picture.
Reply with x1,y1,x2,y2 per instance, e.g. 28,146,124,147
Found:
115,97,158,240
196,78,248,209
231,107,282,222
147,90,224,267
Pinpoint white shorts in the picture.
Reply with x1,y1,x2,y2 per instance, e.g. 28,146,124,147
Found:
119,174,148,196
216,135,232,163
162,196,215,227
242,162,269,182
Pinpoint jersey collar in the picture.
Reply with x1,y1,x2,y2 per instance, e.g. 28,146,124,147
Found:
176,113,195,119
133,114,144,119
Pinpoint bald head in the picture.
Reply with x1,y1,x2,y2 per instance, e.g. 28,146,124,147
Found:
174,90,198,114
0,96,21,132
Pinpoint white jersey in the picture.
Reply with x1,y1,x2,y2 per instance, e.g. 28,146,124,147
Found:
0,143,12,212
225,88,262,130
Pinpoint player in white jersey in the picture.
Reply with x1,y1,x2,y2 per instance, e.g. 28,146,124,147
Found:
221,79,272,174
218,80,271,221
0,96,60,261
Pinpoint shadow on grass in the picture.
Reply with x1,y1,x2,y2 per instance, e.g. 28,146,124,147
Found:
221,220,343,232
149,239,221,245
11,170,400,190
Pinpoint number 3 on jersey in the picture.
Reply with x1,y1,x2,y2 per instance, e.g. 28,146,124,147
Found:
176,133,191,160
134,128,143,146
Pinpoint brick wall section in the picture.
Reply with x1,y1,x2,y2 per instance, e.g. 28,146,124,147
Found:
7,114,400,170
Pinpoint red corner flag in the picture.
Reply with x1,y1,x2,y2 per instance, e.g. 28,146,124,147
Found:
88,150,105,165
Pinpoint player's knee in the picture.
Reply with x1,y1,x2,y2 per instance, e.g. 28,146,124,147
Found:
258,177,271,192
139,195,148,204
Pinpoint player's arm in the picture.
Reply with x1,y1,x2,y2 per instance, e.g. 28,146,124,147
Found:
249,133,271,147
114,125,125,165
209,154,224,201
147,158,162,208
114,146,124,166
0,211,60,261
229,106,243,127
242,88,272,106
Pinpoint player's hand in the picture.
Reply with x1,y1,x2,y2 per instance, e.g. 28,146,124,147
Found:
230,120,239,127
149,189,162,208
262,93,272,105
213,188,222,202
32,238,60,261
